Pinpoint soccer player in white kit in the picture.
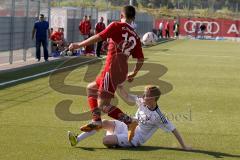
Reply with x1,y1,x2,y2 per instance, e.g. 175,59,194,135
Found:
68,85,191,150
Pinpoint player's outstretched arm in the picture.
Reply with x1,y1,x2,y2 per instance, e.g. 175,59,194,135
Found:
172,128,192,151
117,85,137,103
69,34,102,51
127,58,144,82
118,85,130,101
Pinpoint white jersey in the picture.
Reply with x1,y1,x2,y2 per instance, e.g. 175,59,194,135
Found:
128,94,175,146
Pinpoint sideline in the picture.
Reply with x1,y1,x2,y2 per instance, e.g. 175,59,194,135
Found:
0,58,99,87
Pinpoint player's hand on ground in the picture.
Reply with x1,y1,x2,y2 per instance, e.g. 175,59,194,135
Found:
69,43,80,51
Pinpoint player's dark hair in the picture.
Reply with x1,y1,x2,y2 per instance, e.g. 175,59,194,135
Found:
122,5,136,20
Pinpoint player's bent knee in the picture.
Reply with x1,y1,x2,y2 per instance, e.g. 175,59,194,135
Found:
102,119,108,127
87,83,94,90
102,137,110,145
87,82,98,96
87,82,98,89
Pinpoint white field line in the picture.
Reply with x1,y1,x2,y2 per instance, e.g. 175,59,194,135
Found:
0,58,98,87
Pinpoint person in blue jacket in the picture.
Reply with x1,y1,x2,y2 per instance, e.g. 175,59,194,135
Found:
32,14,50,62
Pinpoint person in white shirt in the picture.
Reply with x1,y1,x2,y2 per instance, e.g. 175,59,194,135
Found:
158,21,163,38
68,85,191,150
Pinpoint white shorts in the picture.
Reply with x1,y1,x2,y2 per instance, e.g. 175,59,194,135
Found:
106,120,132,147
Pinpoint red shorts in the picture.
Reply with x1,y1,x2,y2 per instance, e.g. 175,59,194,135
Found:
96,70,126,99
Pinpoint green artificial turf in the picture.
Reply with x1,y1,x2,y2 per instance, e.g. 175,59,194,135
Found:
0,39,240,160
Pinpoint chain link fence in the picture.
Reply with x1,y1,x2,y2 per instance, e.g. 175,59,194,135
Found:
0,1,154,65
0,0,50,64
51,7,98,43
51,7,153,43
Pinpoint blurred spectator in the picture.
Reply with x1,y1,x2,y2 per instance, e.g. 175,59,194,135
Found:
200,24,206,39
79,15,91,53
50,28,68,53
50,28,62,52
87,16,93,55
32,14,50,62
88,15,92,25
59,28,68,50
87,16,92,37
79,15,91,39
173,20,180,39
158,21,163,38
85,30,95,55
165,21,170,38
95,17,106,58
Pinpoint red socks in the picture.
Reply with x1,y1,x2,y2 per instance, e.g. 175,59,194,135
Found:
88,97,98,112
107,105,132,125
87,97,132,124
88,97,101,121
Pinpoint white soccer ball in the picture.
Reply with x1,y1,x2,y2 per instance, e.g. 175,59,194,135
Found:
142,32,158,46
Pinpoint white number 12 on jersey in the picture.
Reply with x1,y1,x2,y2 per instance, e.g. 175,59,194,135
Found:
122,32,137,56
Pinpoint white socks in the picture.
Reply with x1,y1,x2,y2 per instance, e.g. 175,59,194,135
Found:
77,130,97,143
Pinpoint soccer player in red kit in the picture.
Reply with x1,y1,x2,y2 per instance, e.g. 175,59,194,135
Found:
69,5,144,140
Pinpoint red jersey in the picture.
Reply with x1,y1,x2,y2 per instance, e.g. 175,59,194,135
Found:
95,22,106,34
50,31,61,41
98,22,144,85
79,20,91,35
165,22,170,30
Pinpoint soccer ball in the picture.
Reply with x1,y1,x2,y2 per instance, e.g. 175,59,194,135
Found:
142,32,158,46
